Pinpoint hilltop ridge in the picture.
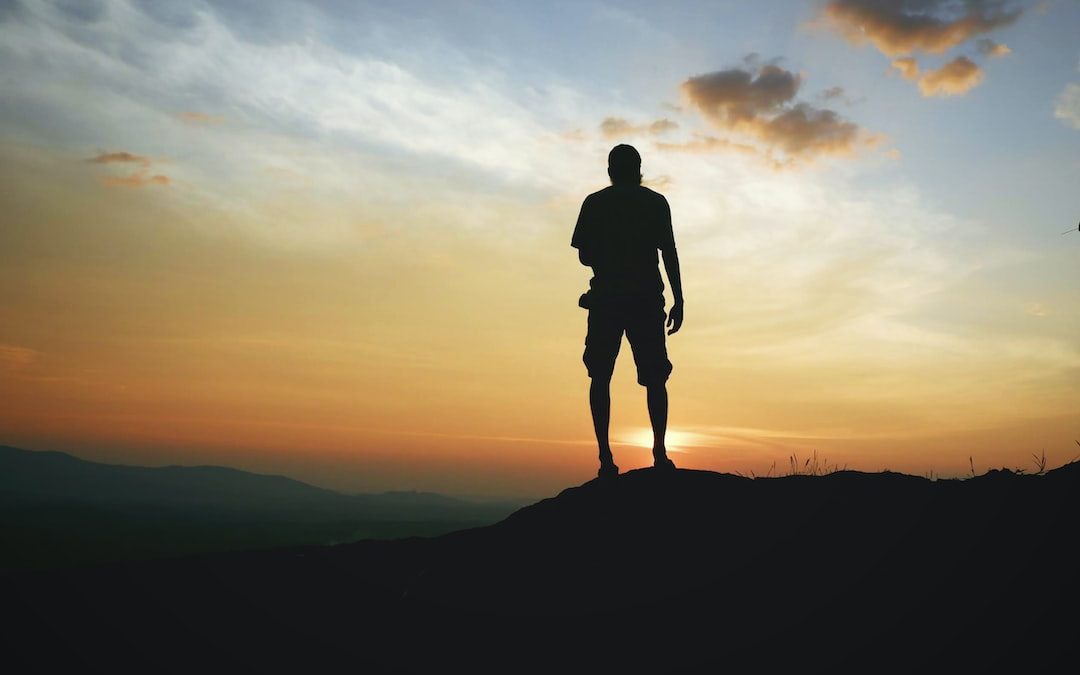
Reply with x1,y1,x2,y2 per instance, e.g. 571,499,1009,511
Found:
6,462,1079,672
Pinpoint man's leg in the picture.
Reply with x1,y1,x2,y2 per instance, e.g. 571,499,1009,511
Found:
627,299,674,469
646,383,668,463
590,376,615,468
583,304,621,475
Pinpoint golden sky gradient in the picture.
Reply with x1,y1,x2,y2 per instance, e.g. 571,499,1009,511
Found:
1,1,1078,497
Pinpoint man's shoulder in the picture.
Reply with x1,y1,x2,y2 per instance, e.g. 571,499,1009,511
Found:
583,186,615,202
639,185,669,205
586,185,668,203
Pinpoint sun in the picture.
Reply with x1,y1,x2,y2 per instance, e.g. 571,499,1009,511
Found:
622,427,700,453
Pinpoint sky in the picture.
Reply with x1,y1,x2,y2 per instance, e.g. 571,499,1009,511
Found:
1,0,1078,498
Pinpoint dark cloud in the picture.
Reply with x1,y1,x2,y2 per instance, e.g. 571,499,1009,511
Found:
761,104,862,155
917,56,984,96
822,0,1023,56
681,65,800,124
676,61,874,163
599,116,679,139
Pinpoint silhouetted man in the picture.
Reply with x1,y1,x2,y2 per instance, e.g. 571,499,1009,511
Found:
572,144,684,478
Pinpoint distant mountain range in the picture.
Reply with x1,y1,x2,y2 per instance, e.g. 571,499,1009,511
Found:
0,445,522,569
6,460,1078,671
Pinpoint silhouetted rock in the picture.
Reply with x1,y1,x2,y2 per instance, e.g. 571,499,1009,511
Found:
5,463,1079,673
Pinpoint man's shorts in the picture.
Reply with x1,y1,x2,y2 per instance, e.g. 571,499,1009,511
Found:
583,294,673,386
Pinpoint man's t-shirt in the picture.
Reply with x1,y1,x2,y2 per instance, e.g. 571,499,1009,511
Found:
571,184,675,299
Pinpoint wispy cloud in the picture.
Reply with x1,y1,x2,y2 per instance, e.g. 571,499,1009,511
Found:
976,38,1012,57
1055,83,1080,129
101,171,171,187
818,85,862,106
890,57,920,80
85,151,151,166
822,85,845,101
85,150,169,188
655,133,760,156
0,344,39,371
178,111,224,125
0,0,600,216
599,116,679,139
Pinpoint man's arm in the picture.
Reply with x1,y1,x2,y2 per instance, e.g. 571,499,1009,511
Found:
571,196,593,266
661,246,684,335
657,195,683,335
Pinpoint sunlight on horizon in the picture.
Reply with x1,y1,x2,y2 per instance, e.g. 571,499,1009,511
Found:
621,428,713,454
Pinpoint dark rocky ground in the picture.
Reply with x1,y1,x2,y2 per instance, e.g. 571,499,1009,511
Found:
6,463,1079,673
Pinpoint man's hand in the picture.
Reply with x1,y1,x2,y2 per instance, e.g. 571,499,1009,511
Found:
666,301,684,335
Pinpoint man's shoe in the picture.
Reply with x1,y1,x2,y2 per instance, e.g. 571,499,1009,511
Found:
653,456,676,471
598,462,620,479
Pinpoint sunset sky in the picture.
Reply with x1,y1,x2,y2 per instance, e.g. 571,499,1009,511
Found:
1,0,1078,498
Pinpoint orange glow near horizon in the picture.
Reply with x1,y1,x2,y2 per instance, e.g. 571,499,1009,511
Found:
1,144,1078,498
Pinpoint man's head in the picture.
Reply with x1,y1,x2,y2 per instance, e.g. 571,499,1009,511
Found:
607,144,642,186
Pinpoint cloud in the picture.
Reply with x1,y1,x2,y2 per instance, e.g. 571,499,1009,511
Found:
761,103,865,155
676,62,875,163
818,86,863,107
821,0,1023,57
682,65,801,123
918,56,984,97
559,128,586,142
102,171,171,187
976,38,1012,57
55,0,107,24
0,344,38,371
1055,83,1080,130
599,116,679,138
85,150,151,166
890,57,920,80
85,150,170,187
641,175,673,190
178,111,223,125
821,86,846,101
655,133,761,156
648,118,679,134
